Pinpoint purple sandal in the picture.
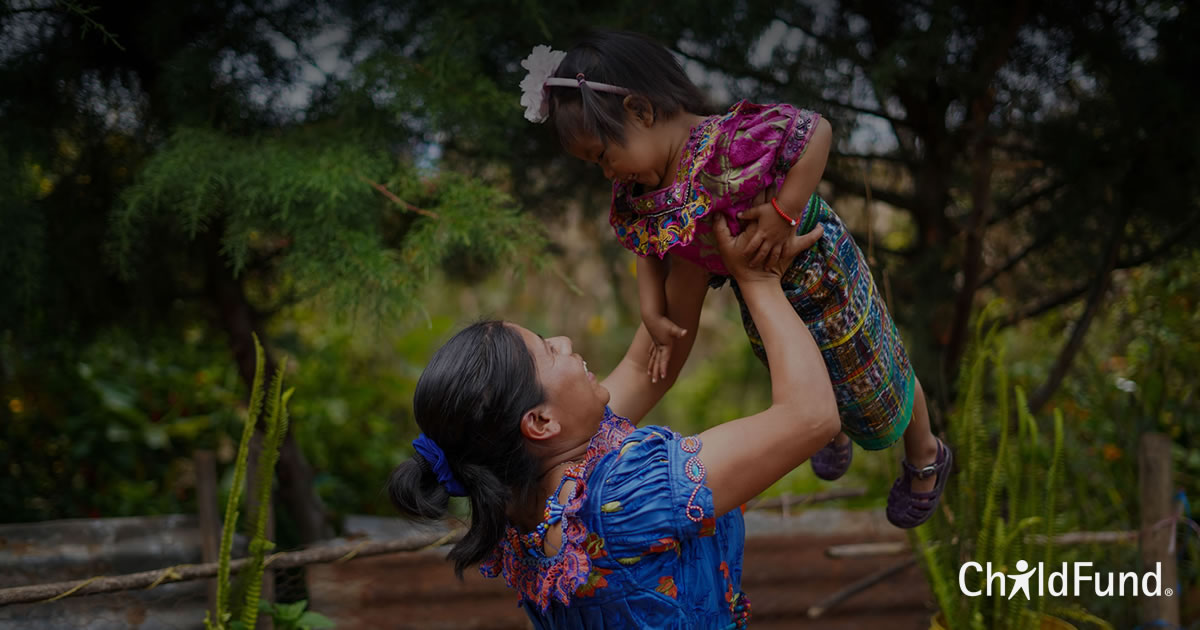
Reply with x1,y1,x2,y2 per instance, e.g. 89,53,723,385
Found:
810,436,853,481
886,439,953,529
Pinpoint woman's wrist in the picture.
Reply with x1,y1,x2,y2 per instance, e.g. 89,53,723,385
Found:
735,274,782,297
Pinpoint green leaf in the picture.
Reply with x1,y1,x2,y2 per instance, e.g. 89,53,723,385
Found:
297,611,336,629
277,600,308,622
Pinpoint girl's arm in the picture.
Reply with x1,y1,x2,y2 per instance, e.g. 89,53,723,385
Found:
774,117,832,218
740,117,833,268
603,255,710,425
636,256,670,336
698,219,840,517
639,255,689,382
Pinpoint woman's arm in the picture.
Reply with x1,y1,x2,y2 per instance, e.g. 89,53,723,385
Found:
699,219,840,517
603,255,710,424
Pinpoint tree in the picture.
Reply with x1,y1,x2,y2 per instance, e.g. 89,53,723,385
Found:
0,0,543,537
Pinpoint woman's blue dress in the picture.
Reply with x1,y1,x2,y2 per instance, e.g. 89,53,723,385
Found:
481,407,750,629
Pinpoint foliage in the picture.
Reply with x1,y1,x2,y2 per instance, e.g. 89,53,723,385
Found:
911,310,1085,629
0,324,244,521
1002,252,1200,626
0,0,548,538
233,600,334,630
108,126,546,323
273,308,457,518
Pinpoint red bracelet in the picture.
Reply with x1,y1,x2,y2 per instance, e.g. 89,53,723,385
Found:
771,197,798,226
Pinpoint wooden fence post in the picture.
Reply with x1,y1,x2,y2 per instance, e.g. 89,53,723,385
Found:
195,450,220,615
1138,432,1179,627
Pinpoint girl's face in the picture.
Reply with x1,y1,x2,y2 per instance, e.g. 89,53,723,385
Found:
567,108,671,189
511,324,609,445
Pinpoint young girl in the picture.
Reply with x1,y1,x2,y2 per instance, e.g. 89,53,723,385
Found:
519,31,951,528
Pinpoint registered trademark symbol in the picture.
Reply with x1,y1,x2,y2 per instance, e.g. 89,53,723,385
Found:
1165,588,1174,596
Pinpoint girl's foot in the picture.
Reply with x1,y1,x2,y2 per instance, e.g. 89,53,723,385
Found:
810,433,853,481
886,438,952,529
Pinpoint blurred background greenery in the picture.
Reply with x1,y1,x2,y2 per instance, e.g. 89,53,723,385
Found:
2,0,1198,624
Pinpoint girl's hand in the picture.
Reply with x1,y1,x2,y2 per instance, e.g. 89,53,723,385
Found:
714,216,823,283
736,198,806,269
645,314,686,383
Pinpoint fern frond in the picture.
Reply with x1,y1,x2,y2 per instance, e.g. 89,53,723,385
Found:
1037,409,1065,622
975,342,1009,579
960,341,989,551
912,527,961,629
215,335,266,623
240,363,287,630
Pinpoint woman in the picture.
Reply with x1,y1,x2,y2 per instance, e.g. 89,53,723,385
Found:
388,217,840,629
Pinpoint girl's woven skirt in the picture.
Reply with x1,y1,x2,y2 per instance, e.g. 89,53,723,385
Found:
721,195,915,450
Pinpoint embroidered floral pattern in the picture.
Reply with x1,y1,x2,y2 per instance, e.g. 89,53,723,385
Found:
609,107,735,258
583,532,608,559
656,575,679,599
575,566,613,598
479,407,636,612
609,101,822,276
647,537,681,557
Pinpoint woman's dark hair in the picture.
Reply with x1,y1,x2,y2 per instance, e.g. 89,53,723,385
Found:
387,321,545,577
549,30,711,150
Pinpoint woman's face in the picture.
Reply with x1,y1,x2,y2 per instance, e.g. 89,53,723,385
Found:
511,324,609,444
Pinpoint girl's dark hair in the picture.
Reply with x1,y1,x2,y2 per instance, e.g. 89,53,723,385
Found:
549,30,711,149
387,321,545,577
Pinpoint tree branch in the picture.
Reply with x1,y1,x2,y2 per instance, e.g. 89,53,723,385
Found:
822,169,922,214
978,227,1060,287
1028,202,1129,414
819,99,911,129
832,151,910,166
944,105,996,378
252,10,331,82
987,179,1065,228
775,15,872,69
996,218,1196,330
359,175,440,219
669,47,911,128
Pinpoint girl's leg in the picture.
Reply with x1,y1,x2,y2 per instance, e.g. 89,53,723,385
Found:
901,378,941,493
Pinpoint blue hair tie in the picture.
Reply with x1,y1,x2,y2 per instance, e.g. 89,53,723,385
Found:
412,433,467,497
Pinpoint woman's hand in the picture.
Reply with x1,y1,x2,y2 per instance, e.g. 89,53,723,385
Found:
713,216,823,284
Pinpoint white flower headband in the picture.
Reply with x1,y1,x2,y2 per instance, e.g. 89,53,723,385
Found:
519,44,632,123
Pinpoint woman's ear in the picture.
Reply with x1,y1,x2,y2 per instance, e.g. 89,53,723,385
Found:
622,94,655,127
520,406,561,442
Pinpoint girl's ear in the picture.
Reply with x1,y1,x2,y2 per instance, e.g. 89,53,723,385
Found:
622,94,655,127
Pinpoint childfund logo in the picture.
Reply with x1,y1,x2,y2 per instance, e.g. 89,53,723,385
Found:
959,560,1174,599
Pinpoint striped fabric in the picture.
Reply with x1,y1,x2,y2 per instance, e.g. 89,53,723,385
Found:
726,195,915,450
